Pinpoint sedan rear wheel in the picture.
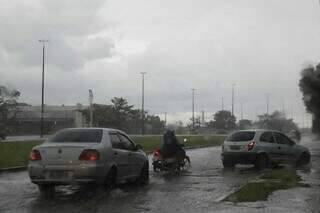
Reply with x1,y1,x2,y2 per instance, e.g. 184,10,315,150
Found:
255,154,268,170
38,184,55,194
105,167,117,189
222,161,235,168
296,152,310,166
139,163,149,185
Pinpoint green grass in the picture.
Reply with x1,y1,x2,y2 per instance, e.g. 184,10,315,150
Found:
0,141,43,169
0,134,226,169
132,135,226,153
225,168,302,202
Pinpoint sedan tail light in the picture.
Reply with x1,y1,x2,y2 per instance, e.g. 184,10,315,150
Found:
29,149,42,161
79,149,100,161
247,141,256,151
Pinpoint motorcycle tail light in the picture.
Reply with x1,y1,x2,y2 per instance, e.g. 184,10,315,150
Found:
153,149,161,157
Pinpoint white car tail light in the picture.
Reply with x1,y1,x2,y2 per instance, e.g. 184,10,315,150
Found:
79,149,100,161
29,149,42,161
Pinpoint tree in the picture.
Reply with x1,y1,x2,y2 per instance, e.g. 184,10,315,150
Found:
0,86,21,130
238,119,252,130
254,111,298,133
81,97,165,134
167,121,187,134
81,104,114,127
111,97,134,132
187,116,201,134
299,63,320,135
145,115,165,134
209,110,236,131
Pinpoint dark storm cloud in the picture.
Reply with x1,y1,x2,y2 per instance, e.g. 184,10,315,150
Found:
1,0,319,126
0,0,114,70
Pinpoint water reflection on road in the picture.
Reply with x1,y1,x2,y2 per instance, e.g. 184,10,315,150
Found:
0,136,319,213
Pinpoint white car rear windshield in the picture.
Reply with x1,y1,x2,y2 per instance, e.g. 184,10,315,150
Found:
227,131,255,142
49,129,103,143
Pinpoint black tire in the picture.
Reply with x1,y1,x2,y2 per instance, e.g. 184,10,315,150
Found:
152,161,160,172
270,163,279,169
105,167,117,189
222,161,235,168
139,163,149,185
185,156,191,164
296,152,311,166
255,154,268,170
38,184,55,194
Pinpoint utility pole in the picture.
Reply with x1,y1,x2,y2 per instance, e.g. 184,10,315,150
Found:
191,88,196,131
240,102,243,120
201,110,205,126
221,97,224,111
266,93,269,115
164,112,167,127
231,83,235,116
39,39,48,138
89,89,94,127
140,72,146,135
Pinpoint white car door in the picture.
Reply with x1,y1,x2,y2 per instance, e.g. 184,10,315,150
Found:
118,133,141,177
109,132,131,179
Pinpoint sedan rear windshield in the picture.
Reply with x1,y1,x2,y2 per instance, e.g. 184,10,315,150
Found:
227,131,255,142
49,129,103,143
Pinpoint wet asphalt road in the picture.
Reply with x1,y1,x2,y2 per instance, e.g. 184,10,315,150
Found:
0,136,319,213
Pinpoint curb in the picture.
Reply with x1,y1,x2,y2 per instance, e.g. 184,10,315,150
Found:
0,166,27,173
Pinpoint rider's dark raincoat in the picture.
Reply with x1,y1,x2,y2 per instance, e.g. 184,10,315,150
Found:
161,130,186,159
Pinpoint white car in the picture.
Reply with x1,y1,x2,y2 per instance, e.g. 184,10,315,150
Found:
221,130,310,169
28,128,149,192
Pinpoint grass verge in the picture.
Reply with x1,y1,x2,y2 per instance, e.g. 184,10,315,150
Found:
0,134,226,169
224,168,302,202
133,135,226,153
0,141,43,169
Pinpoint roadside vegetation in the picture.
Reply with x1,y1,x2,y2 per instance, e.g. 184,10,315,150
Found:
0,134,226,169
225,168,303,202
0,140,43,169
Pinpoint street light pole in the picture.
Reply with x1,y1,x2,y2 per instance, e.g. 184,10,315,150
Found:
89,89,94,127
164,112,167,127
39,39,48,138
221,97,224,111
241,102,243,120
266,93,269,115
232,83,235,116
191,88,195,131
140,72,146,135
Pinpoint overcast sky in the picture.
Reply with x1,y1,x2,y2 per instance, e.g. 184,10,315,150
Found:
1,0,320,126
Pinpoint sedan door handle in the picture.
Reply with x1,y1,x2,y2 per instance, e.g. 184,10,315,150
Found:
114,151,118,155
278,147,281,150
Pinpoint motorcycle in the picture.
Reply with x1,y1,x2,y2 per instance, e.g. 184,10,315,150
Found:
152,138,191,172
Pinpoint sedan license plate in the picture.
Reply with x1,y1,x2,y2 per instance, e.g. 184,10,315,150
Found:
47,171,73,179
230,145,241,150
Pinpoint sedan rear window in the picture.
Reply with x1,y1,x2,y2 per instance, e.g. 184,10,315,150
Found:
227,131,255,142
49,129,103,143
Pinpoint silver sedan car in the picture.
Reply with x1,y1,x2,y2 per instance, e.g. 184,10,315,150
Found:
28,128,149,192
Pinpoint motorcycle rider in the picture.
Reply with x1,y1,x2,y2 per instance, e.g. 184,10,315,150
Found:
161,129,186,160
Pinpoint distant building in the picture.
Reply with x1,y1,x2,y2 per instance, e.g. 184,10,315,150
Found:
12,104,87,135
